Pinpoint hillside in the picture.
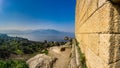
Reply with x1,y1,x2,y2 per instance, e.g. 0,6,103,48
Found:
0,33,66,59
0,29,74,41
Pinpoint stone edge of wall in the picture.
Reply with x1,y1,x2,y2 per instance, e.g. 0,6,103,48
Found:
68,39,87,68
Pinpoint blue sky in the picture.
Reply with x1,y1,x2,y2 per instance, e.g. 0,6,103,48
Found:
0,0,76,32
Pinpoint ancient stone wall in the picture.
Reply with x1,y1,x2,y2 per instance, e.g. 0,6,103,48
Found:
75,0,120,68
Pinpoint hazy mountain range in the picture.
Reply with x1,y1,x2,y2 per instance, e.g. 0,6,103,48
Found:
0,29,74,41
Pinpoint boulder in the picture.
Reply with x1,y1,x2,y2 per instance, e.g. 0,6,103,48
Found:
27,54,57,68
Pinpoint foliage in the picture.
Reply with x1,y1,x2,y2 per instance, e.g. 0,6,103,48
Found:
64,36,72,45
0,34,67,68
0,60,28,68
64,36,72,42
41,49,48,55
0,34,66,59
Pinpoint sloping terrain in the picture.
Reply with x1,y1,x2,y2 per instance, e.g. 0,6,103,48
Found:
27,44,72,68
48,46,71,68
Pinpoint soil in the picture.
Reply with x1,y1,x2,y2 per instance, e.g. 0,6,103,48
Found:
48,46,71,68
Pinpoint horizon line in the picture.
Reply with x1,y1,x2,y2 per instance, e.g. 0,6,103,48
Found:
0,28,75,33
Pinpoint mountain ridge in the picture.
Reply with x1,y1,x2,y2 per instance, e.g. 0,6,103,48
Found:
0,29,74,41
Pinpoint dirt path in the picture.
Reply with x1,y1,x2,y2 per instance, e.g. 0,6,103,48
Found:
48,46,71,68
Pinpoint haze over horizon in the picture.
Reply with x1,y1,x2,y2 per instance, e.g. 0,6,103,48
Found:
0,0,76,32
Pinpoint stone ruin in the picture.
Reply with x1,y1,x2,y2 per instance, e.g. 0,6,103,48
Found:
75,0,120,68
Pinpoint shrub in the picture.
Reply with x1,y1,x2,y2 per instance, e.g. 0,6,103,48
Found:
41,49,48,55
0,60,28,68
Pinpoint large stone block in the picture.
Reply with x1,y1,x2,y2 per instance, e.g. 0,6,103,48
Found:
76,0,120,68
87,0,98,17
99,34,120,64
76,2,120,34
76,34,120,68
77,3,120,33
76,34,99,55
76,0,90,30
76,0,98,30
76,2,111,33
85,48,105,68
75,34,86,53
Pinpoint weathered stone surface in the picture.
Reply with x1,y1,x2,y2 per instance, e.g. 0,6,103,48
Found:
76,2,111,33
76,34,99,55
76,0,89,29
109,60,120,68
85,48,105,68
75,0,120,68
76,0,98,31
68,39,81,68
27,54,56,68
99,34,120,64
76,2,120,34
110,5,120,33
87,0,98,17
76,34,120,68
98,0,107,7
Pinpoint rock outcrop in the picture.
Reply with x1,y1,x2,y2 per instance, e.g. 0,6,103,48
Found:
27,54,57,68
76,0,120,68
27,43,72,68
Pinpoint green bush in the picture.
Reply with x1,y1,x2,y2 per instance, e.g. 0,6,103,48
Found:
0,60,28,68
41,49,48,55
14,49,23,55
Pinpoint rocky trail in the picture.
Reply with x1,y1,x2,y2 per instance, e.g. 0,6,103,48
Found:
48,45,71,68
27,40,82,68
27,43,73,68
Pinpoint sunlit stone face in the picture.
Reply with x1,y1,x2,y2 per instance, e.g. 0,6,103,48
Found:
76,0,120,68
